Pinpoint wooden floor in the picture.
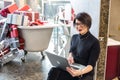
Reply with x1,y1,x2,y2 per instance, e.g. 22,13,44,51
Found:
0,51,52,80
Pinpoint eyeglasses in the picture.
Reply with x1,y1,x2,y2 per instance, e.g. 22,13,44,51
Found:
74,22,84,27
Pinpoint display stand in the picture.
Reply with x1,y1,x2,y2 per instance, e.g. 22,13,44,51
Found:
53,23,71,57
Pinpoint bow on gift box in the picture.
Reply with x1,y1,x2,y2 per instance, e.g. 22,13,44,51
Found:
0,3,18,17
29,19,48,26
0,9,9,17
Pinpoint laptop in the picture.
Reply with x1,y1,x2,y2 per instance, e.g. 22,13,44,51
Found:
45,51,86,70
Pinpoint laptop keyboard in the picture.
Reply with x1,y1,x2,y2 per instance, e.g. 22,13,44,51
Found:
70,63,86,70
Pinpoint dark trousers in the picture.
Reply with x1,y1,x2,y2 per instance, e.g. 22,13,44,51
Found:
47,67,93,80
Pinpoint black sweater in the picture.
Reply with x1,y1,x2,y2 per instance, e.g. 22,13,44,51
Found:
69,31,100,68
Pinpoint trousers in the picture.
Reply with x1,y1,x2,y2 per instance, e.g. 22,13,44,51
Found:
47,67,93,80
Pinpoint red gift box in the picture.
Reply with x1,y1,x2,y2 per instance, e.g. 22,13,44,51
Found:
18,37,24,49
26,12,39,21
0,3,18,17
18,4,30,11
10,25,18,38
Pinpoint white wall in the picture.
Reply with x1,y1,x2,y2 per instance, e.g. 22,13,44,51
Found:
70,0,101,38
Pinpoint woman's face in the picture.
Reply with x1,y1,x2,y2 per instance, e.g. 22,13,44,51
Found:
75,19,89,35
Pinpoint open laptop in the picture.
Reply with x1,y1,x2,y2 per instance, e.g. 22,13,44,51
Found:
45,51,86,70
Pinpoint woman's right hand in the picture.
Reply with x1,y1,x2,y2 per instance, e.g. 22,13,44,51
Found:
67,53,74,64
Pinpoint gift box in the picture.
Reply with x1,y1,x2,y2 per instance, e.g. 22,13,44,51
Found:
18,4,30,11
14,11,39,21
0,3,18,17
6,14,28,26
7,14,22,25
26,12,39,21
10,25,19,38
9,25,20,48
18,37,24,49
21,15,29,26
12,14,28,26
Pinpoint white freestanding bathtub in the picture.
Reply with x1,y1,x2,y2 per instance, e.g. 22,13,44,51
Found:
18,24,58,52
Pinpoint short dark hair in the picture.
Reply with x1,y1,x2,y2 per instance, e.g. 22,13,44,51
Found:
73,12,92,29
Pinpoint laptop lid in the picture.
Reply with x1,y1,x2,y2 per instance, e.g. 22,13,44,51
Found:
46,51,86,70
46,51,70,70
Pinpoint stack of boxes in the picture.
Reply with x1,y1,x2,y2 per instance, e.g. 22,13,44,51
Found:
0,3,43,65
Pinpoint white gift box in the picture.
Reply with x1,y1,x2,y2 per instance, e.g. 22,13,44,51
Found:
12,14,22,25
21,15,28,26
6,14,28,26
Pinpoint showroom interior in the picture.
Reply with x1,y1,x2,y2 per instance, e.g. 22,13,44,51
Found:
0,0,120,80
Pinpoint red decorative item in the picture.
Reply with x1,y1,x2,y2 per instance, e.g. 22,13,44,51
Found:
25,12,39,21
18,4,30,11
29,19,48,26
0,3,18,17
18,37,24,49
10,25,18,38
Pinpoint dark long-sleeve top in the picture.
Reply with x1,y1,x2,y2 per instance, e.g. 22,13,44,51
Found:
69,31,100,68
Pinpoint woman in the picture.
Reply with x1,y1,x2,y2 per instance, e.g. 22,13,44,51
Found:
47,12,100,80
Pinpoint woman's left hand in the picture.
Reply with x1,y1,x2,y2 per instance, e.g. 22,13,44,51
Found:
66,67,81,77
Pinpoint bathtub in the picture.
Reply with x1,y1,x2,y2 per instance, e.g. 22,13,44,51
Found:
18,24,58,52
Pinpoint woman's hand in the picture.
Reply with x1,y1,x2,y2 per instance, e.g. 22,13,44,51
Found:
66,67,82,77
67,53,74,64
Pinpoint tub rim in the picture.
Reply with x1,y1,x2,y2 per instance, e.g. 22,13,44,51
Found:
18,24,59,29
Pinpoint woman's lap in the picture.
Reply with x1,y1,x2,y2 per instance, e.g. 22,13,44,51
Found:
47,67,93,80
47,67,79,80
